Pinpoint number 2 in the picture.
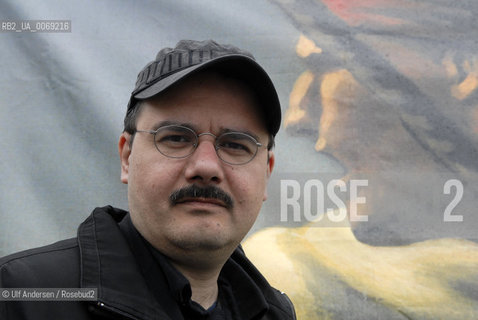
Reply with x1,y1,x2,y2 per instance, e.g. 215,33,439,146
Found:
443,179,464,222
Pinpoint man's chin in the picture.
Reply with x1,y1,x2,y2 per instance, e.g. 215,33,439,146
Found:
168,226,243,256
171,234,231,252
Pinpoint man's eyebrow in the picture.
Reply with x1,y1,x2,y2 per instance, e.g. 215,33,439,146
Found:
219,128,261,142
150,120,199,132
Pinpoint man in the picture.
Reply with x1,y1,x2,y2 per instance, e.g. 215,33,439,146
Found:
0,40,296,319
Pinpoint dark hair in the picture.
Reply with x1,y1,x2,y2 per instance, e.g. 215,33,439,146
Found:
123,101,143,135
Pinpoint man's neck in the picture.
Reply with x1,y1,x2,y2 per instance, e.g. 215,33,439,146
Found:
171,262,222,309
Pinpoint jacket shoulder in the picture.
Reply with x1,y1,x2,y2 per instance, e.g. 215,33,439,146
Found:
231,246,297,319
0,238,80,287
267,289,297,320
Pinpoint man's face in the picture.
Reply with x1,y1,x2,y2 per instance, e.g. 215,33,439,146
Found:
119,72,274,262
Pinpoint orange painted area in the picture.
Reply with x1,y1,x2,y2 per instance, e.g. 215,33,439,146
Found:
321,0,408,26
317,69,358,151
452,73,478,100
359,36,444,80
284,70,315,127
296,34,322,58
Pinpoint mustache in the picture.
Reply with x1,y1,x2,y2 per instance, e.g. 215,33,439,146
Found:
169,184,234,209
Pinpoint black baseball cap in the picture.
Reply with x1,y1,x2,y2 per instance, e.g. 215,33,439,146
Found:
127,40,281,136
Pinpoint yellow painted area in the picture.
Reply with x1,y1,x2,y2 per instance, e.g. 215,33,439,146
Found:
245,228,318,315
296,34,323,58
244,221,478,319
452,73,478,100
284,70,314,127
451,57,478,100
316,69,358,151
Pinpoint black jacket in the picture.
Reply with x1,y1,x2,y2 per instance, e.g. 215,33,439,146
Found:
0,206,296,320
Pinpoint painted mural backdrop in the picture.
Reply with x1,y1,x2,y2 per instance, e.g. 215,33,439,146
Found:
245,0,478,319
1,1,477,319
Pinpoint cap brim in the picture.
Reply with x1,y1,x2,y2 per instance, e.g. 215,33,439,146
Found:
131,54,281,136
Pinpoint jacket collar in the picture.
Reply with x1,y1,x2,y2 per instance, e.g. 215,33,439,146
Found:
77,206,271,320
78,206,168,320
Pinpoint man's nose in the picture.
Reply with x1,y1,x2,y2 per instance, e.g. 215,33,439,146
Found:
184,137,224,184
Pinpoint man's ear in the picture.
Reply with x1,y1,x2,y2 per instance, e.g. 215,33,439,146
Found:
263,151,275,201
118,132,132,184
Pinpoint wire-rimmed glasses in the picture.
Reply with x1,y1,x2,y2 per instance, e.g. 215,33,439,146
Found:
136,124,264,165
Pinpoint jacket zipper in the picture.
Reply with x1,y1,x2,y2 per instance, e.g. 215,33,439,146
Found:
95,301,139,320
95,301,174,320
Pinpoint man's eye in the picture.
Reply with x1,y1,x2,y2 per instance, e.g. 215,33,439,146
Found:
219,140,254,155
158,134,191,144
221,141,248,150
167,135,188,142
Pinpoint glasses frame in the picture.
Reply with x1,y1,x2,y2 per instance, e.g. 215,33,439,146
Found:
135,124,264,165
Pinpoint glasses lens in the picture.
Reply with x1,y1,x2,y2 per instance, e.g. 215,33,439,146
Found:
154,125,196,158
216,132,258,164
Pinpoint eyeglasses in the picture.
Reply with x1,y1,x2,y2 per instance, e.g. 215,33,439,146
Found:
135,124,265,165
